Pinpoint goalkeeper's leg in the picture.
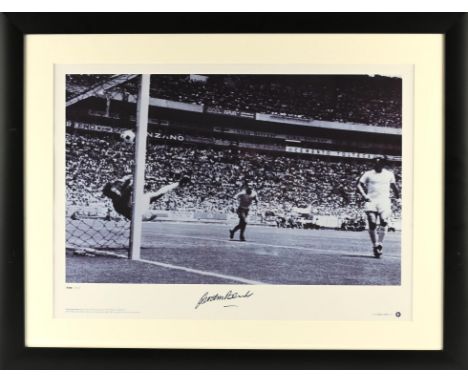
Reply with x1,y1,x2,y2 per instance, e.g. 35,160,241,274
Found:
140,185,174,222
141,180,186,221
148,182,180,204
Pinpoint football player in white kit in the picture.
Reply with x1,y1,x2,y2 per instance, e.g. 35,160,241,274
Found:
357,156,400,258
229,183,258,241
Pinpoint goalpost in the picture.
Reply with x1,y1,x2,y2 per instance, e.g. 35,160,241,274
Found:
129,74,151,260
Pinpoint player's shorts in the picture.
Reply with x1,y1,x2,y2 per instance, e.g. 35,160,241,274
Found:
112,200,132,220
364,198,392,221
237,207,249,219
113,194,156,221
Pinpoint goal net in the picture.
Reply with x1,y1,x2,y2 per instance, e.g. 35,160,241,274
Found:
66,217,130,253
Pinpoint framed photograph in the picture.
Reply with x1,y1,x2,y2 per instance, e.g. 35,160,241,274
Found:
59,68,410,317
1,13,467,368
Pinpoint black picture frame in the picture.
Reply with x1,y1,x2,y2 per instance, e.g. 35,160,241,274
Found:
1,12,466,369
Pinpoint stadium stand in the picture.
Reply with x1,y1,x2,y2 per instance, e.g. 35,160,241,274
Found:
147,75,402,128
67,74,402,128
66,131,402,220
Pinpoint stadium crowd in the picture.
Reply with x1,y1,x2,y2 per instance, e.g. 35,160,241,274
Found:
66,132,402,220
148,75,402,128
66,75,115,100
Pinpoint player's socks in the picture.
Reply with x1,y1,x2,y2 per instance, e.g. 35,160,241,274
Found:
376,243,383,254
229,229,234,240
369,229,377,247
377,226,387,245
373,243,383,258
240,229,246,241
373,247,381,258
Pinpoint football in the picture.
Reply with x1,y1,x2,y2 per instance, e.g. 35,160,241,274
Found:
120,129,135,144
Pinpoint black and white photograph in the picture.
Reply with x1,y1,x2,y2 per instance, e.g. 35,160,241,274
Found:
65,73,403,286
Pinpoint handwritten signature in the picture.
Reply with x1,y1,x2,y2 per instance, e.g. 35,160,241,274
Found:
195,290,254,309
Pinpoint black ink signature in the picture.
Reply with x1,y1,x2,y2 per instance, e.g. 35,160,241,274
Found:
195,290,254,309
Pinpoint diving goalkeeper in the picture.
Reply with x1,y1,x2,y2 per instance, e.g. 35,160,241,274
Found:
102,173,191,221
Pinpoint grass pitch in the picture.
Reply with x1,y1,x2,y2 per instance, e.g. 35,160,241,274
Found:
66,221,401,285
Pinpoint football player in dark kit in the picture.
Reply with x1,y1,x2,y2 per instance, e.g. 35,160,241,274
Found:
229,183,258,242
103,173,191,221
